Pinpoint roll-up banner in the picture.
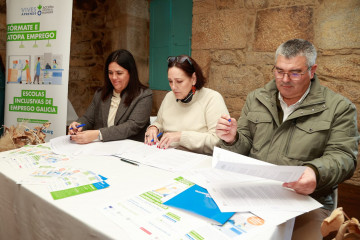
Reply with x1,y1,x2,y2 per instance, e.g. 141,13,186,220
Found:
5,0,73,141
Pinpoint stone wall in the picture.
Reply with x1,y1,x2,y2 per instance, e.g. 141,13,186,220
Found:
191,0,360,185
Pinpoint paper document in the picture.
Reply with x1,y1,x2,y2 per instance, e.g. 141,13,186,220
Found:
50,135,130,156
114,140,209,172
207,179,322,213
213,147,306,182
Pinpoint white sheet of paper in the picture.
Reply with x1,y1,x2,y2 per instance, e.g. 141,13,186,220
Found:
114,141,209,172
50,137,142,156
213,147,306,183
50,135,84,155
207,179,322,213
184,168,264,189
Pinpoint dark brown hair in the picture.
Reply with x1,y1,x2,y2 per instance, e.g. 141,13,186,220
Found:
101,49,147,106
167,55,206,90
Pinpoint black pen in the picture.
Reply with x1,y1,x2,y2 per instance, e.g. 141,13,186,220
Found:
120,158,139,166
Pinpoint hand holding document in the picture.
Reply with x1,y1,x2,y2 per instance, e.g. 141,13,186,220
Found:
206,147,322,214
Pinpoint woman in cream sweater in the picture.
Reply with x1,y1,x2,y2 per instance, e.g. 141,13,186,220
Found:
145,55,229,155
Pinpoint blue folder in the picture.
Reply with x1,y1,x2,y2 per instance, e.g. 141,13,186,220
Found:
163,184,235,225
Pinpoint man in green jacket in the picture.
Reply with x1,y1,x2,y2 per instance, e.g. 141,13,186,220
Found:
216,39,359,240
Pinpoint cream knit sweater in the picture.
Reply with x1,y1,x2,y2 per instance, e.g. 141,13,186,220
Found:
152,87,229,155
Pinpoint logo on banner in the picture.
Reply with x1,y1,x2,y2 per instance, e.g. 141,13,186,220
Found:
21,4,54,16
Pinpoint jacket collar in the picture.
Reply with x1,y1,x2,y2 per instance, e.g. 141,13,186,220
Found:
261,74,325,106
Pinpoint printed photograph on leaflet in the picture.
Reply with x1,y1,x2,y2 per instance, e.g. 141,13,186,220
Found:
7,54,64,85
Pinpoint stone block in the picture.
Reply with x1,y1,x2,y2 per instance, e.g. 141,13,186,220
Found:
208,64,267,97
70,55,103,67
86,13,105,28
223,96,246,119
0,14,5,28
215,0,244,10
314,0,360,49
74,0,98,11
244,0,267,9
69,67,93,82
193,0,216,15
125,0,149,18
0,29,5,50
244,0,315,9
0,0,5,14
191,50,212,79
126,16,149,57
317,55,360,83
90,64,104,83
212,50,245,66
319,77,360,105
254,6,314,52
70,40,93,55
92,40,104,55
245,52,274,66
192,10,248,49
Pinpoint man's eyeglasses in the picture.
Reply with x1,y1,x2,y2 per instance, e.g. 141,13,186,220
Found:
272,66,311,81
167,56,193,66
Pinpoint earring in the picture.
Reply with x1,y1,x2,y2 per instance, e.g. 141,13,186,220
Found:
192,85,196,94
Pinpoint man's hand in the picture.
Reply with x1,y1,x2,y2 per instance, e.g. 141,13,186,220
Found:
282,167,317,195
216,114,237,144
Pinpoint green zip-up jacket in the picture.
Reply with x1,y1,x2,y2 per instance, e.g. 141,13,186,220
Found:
220,75,359,210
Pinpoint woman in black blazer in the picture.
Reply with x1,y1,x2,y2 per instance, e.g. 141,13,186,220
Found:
68,49,152,143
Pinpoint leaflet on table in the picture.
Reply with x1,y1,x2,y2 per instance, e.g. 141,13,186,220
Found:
163,184,235,225
101,176,268,240
207,179,322,213
48,169,109,200
17,166,85,185
2,144,70,169
213,147,306,183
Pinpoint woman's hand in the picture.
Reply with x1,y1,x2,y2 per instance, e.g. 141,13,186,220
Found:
144,126,159,145
68,121,84,135
70,130,99,144
157,132,181,149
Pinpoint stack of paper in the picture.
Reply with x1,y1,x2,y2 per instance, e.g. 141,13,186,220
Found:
184,147,322,226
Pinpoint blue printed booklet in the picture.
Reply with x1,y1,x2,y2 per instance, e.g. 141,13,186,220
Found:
163,184,235,225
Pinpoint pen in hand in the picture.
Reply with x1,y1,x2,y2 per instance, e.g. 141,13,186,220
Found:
151,132,163,142
69,123,86,130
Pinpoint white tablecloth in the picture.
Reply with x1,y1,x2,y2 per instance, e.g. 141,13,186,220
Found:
0,145,294,240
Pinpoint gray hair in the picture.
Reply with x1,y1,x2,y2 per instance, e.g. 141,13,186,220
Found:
275,39,317,67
